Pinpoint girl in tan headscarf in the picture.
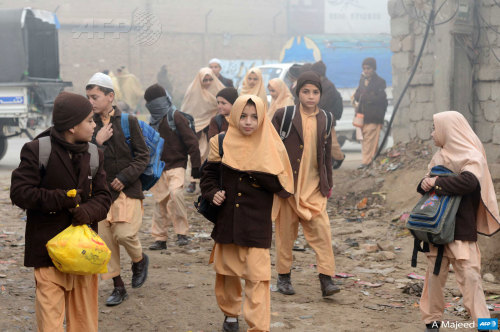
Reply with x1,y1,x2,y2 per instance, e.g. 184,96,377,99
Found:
200,95,293,332
240,67,268,108
181,67,225,192
267,78,295,118
418,111,500,330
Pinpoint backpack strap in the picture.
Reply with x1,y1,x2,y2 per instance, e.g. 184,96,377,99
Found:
38,136,51,170
321,109,333,137
215,114,224,132
218,132,225,157
433,245,445,276
88,143,99,178
279,105,296,140
167,109,177,132
121,113,131,141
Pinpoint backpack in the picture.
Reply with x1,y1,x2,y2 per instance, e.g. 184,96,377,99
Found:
38,136,99,178
194,133,225,223
406,165,462,275
332,88,343,121
121,113,165,191
167,109,196,134
278,105,333,140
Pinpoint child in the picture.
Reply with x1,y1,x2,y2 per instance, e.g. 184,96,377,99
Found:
87,72,150,306
417,111,500,331
144,84,201,249
240,67,268,107
200,95,293,332
10,91,112,331
271,71,340,297
208,87,238,138
267,78,294,119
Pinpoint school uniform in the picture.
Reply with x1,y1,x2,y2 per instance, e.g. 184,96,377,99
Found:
207,114,229,139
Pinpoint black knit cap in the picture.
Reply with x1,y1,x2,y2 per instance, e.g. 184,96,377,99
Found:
216,87,238,105
52,92,93,132
311,60,327,77
295,71,322,96
362,57,377,70
144,83,167,102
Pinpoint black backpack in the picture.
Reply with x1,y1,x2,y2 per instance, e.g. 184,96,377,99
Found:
278,105,333,140
167,109,196,134
214,114,225,132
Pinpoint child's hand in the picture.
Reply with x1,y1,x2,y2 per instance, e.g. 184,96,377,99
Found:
110,178,125,191
421,177,437,192
96,123,113,145
212,190,226,206
64,189,82,208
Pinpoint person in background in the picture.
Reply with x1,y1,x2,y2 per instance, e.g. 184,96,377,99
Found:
157,65,174,95
209,58,234,88
417,111,500,332
267,78,294,119
352,57,388,169
116,66,144,114
87,72,150,307
208,87,238,139
240,67,268,108
311,60,345,169
201,95,293,332
144,84,201,249
10,92,112,332
181,67,225,193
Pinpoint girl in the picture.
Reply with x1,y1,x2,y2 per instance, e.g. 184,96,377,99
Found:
201,95,293,332
240,67,268,107
207,87,238,139
418,111,500,331
267,78,294,119
181,67,225,192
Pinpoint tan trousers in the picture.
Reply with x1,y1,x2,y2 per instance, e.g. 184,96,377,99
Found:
151,168,189,240
361,123,382,165
420,244,490,324
331,127,344,161
34,267,98,332
99,195,144,280
215,274,270,332
275,199,335,276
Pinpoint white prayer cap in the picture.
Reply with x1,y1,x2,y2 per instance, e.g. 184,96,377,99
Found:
208,58,221,65
87,72,114,90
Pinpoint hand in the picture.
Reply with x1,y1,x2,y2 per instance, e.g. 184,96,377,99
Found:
421,177,437,192
70,207,91,226
63,189,82,209
110,178,125,191
96,123,113,145
191,167,200,179
212,190,226,206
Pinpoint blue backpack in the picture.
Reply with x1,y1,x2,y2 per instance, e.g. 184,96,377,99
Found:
121,113,165,191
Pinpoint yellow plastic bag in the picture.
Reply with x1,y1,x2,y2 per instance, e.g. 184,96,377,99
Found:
46,225,111,275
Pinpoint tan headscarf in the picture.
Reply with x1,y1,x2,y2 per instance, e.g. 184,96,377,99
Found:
116,68,143,109
240,67,268,107
429,111,500,235
209,95,293,195
181,67,225,132
267,78,295,118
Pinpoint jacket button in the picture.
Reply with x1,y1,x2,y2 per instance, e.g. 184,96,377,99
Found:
239,177,242,181
299,145,303,149
297,158,300,163
238,193,242,196
294,170,297,174
236,203,240,208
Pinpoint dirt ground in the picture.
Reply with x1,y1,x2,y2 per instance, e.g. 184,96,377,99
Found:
1,141,500,332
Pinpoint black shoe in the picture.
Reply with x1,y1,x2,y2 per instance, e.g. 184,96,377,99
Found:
131,253,149,288
319,273,341,297
425,321,440,331
176,234,189,246
332,156,345,170
186,182,196,193
105,286,128,306
149,241,167,250
277,273,295,295
222,316,239,332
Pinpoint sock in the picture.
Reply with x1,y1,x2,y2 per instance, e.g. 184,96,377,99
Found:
113,275,125,288
225,317,237,323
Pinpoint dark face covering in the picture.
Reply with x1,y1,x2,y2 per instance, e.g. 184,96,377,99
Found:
146,96,176,130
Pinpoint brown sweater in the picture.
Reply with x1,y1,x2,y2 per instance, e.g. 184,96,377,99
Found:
271,105,333,197
157,111,201,170
201,163,284,248
207,114,229,139
417,171,480,241
353,73,388,124
10,134,112,268
92,108,149,201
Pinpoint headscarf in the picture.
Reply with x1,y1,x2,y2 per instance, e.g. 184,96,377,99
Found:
267,78,294,118
116,67,144,109
181,67,225,132
240,67,268,106
429,111,500,235
215,95,293,194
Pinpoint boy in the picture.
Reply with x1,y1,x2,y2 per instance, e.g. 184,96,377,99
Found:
10,91,112,331
144,84,201,249
86,72,150,306
272,71,340,297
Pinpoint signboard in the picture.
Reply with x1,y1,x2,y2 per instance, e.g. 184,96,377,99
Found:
324,0,390,34
0,96,24,104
